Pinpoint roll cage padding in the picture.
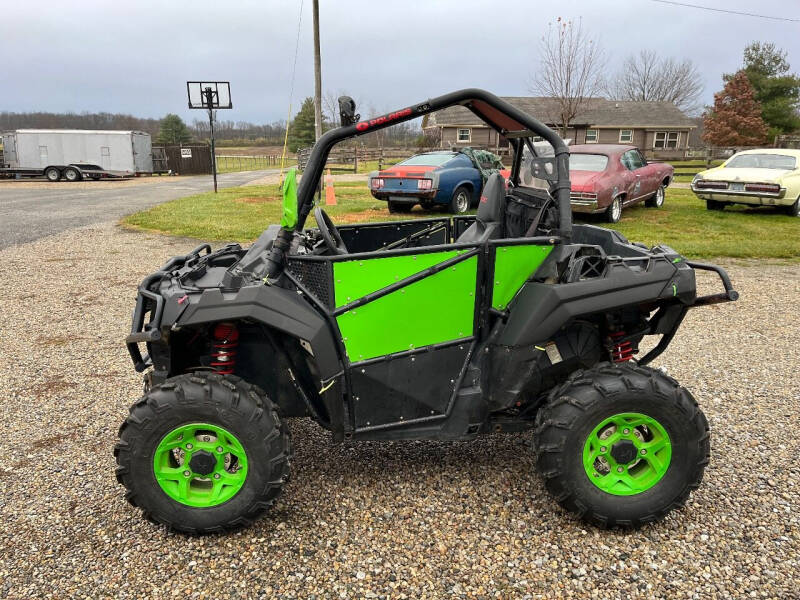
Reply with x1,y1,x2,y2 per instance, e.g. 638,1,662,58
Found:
265,89,572,277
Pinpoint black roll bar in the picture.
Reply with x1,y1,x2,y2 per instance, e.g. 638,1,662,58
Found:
264,88,572,278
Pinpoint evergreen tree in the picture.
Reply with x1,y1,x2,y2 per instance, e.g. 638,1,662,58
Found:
157,114,192,144
703,71,768,146
287,98,317,152
731,42,800,137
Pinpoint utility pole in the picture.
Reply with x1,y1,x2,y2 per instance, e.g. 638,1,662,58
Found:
312,0,323,141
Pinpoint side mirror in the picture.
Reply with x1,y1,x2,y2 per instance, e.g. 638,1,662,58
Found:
338,96,360,126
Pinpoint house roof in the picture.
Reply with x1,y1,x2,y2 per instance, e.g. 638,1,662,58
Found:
426,97,696,129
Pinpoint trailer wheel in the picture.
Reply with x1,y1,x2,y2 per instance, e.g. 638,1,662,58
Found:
63,167,82,182
44,167,61,182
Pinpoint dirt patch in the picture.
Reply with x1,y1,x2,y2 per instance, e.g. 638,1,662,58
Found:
233,196,279,204
30,376,72,398
31,431,76,450
336,209,398,224
38,335,72,347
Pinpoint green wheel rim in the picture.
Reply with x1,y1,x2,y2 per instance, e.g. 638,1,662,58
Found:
153,423,248,507
582,412,671,496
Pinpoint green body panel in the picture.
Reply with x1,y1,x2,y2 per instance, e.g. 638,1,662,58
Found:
333,250,466,307
280,168,298,229
582,412,672,496
336,255,478,361
491,244,553,309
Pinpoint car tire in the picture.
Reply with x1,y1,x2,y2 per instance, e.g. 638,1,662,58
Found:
44,167,61,182
114,372,292,534
450,185,471,214
784,197,800,217
63,167,81,182
388,201,413,214
645,184,666,208
605,196,622,223
706,200,725,211
534,362,710,528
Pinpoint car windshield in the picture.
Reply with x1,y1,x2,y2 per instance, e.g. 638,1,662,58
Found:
569,154,609,172
726,154,797,170
398,153,454,167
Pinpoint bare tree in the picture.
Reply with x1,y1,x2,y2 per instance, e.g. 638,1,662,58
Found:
531,17,605,137
608,50,704,115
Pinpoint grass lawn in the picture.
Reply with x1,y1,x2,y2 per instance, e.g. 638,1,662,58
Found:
122,182,799,260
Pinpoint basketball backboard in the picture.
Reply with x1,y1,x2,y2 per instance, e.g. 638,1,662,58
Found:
187,81,232,109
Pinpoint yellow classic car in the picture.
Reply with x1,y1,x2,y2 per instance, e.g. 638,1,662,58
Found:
691,149,800,216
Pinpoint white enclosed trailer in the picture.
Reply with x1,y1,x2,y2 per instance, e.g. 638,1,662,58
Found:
0,129,153,180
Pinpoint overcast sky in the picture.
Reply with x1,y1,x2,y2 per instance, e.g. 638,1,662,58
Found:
2,0,799,124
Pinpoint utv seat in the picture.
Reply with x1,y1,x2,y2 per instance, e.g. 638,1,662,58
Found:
456,173,505,243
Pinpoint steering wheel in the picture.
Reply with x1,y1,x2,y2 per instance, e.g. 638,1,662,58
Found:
314,207,348,255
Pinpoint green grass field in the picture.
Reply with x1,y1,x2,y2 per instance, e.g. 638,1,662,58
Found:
122,182,799,260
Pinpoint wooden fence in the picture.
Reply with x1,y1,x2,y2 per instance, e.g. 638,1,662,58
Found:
296,146,416,173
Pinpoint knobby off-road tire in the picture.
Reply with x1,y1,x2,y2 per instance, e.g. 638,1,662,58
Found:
534,362,710,528
114,372,292,534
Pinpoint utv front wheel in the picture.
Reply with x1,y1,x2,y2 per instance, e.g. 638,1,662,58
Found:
534,362,709,528
114,372,292,534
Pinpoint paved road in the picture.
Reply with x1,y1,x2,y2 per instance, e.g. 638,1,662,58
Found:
0,169,279,250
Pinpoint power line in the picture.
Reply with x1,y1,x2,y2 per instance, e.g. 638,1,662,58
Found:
647,0,800,22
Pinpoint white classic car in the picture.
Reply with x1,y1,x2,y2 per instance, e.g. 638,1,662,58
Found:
691,149,800,216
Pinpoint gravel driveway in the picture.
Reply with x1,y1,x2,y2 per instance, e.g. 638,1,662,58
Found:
0,223,798,599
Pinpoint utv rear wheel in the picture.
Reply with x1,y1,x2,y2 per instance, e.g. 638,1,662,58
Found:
706,199,725,211
114,372,292,534
646,184,665,208
534,362,710,528
450,185,471,214
605,197,622,223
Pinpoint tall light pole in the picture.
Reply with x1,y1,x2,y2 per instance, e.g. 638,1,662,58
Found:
312,0,323,142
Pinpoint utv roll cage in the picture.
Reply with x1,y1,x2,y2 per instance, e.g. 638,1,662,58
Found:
264,89,573,277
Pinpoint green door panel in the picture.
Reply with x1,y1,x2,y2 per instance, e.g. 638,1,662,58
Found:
336,256,478,361
333,250,466,307
491,244,553,310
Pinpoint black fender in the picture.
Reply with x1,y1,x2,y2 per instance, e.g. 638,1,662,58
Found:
174,284,342,380
497,259,695,347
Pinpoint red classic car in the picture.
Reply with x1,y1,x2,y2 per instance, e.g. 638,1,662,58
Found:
569,144,674,222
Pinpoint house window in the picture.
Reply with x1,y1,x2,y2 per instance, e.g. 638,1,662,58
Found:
654,131,680,149
619,129,633,143
457,128,471,143
585,129,598,143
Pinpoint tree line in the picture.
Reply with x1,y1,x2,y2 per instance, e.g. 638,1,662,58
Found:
531,19,799,147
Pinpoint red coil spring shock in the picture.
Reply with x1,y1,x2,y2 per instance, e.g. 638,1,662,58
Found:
610,331,634,363
211,322,239,374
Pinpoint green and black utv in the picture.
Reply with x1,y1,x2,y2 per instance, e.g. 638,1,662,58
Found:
116,89,738,533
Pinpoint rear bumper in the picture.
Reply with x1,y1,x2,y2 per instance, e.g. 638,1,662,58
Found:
691,184,790,205
570,198,603,214
371,190,439,202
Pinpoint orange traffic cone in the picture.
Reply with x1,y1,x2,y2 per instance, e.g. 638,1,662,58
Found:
325,169,337,206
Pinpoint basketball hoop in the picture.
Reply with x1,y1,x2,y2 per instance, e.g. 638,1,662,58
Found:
187,81,232,192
